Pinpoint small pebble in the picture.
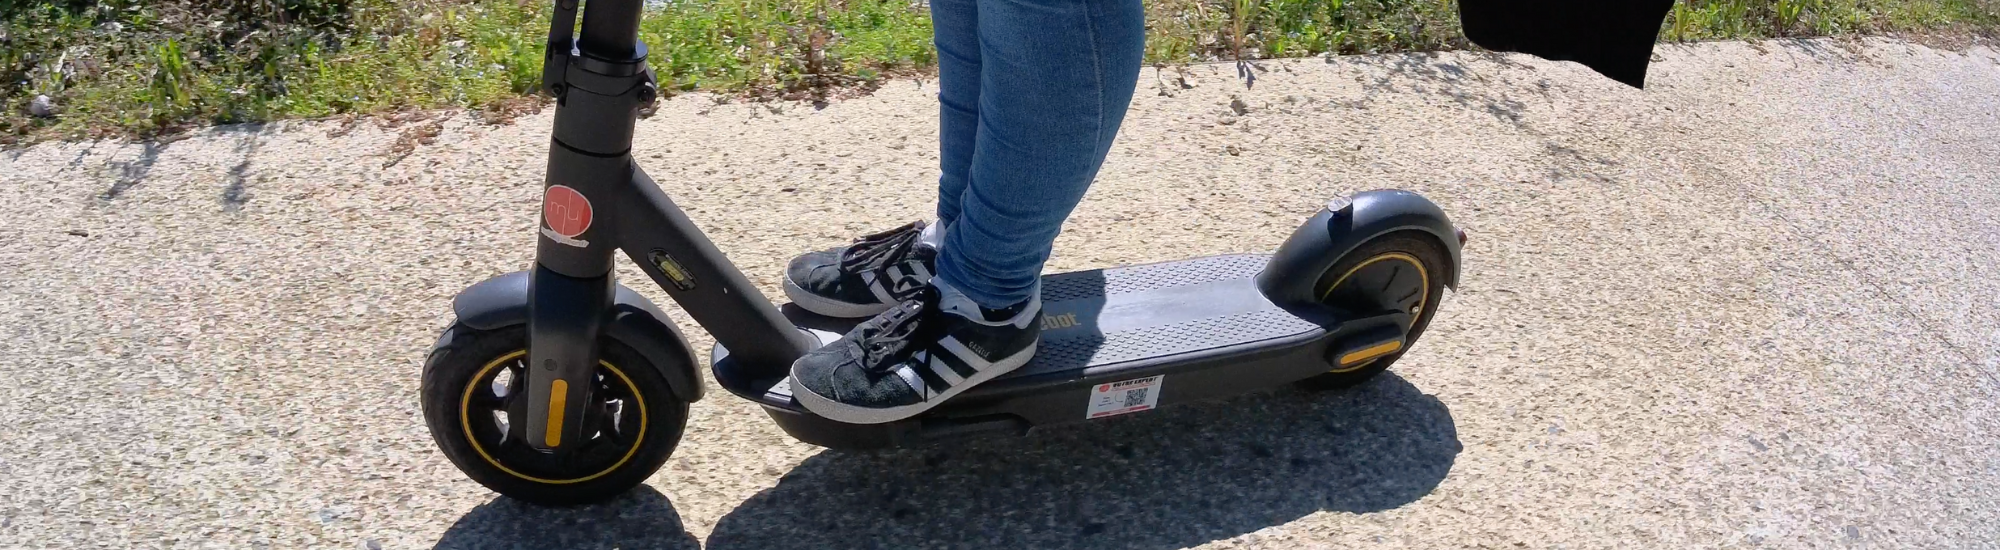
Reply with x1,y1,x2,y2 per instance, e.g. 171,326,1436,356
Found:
29,94,55,117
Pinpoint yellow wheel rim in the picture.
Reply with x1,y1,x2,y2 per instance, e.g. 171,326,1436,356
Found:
459,350,648,484
1320,252,1429,374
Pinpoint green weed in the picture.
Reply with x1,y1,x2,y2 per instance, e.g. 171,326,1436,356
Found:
2,0,1996,142
1664,0,1998,40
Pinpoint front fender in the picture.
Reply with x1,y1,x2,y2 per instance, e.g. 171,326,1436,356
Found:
1258,189,1463,309
452,271,704,402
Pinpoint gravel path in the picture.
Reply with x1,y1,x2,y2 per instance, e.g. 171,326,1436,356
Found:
3,37,1998,549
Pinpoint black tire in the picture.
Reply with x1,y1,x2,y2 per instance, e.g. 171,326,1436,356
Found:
420,322,688,506
1297,232,1450,391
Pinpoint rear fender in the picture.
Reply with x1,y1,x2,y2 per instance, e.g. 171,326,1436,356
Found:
1257,189,1462,309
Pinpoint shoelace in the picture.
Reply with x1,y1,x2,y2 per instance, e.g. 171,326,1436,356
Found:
838,220,928,274
856,288,941,373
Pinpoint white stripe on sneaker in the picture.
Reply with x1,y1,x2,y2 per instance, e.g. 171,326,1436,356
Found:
894,365,930,399
927,353,965,386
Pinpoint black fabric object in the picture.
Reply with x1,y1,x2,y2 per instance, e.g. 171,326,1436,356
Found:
1458,0,1676,88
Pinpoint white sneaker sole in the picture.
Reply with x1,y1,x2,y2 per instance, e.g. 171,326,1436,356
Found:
783,272,892,319
791,341,1038,425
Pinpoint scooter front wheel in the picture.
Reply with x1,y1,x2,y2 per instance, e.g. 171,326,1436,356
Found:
1298,232,1450,390
420,323,688,506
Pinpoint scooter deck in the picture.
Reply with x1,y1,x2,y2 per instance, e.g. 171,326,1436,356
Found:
803,254,1316,376
711,254,1403,448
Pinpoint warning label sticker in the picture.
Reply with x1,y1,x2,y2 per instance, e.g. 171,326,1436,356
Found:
1086,375,1162,419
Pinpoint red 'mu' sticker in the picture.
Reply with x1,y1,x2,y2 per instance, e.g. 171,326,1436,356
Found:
543,185,593,238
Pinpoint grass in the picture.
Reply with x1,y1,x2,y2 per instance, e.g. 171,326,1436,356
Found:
1668,0,1998,39
2,0,1996,142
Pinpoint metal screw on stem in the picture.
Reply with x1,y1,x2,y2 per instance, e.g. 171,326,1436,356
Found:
638,81,658,106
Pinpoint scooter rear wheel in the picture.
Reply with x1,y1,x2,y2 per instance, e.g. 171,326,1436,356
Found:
1298,232,1450,390
420,323,688,506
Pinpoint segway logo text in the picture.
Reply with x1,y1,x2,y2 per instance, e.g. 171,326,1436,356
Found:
541,185,593,247
1041,312,1080,330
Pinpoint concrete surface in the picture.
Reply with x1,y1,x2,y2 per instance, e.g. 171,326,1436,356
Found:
2,37,1998,548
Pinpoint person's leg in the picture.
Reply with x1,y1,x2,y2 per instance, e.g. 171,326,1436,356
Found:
933,0,1147,309
930,0,980,227
789,0,1145,424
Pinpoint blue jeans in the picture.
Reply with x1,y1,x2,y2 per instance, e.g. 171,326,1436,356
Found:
928,0,1146,309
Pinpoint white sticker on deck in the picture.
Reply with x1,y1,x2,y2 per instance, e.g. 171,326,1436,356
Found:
1086,375,1163,419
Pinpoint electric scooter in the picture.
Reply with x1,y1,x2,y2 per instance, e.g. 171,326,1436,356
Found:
419,0,1465,506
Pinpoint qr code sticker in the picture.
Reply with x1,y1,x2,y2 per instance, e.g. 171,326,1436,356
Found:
1124,388,1150,408
1087,375,1162,419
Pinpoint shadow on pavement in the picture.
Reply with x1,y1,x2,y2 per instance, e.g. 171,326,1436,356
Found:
98,140,166,200
707,373,1460,550
431,486,699,550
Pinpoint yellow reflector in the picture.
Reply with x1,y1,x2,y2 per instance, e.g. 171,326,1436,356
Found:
649,250,697,291
1339,340,1403,365
545,379,568,447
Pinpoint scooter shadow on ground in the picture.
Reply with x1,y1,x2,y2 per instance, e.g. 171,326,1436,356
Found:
431,485,700,550
706,371,1461,550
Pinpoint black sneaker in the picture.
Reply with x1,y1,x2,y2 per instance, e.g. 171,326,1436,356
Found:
790,278,1041,424
783,221,942,318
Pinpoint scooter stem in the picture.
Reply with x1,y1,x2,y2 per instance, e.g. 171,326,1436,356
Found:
521,0,814,451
